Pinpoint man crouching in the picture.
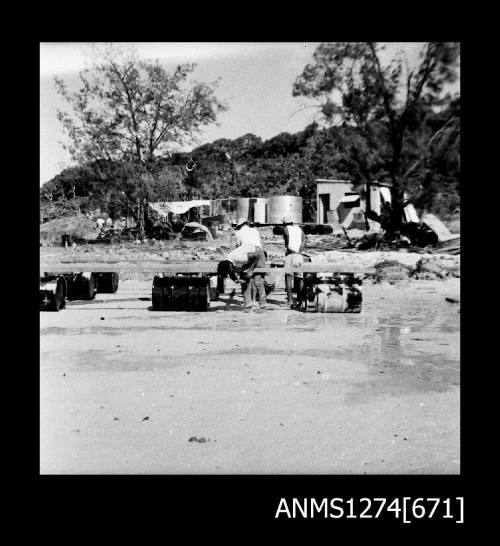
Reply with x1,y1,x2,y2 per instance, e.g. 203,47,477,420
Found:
218,217,267,312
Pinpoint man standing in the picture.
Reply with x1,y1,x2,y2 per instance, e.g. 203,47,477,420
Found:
227,217,267,312
281,215,306,309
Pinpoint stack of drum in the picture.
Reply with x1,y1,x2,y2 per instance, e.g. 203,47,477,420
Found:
251,198,268,223
235,198,250,222
268,196,303,224
234,195,303,224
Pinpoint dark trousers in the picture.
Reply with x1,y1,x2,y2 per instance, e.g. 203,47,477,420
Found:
241,249,267,307
241,274,266,307
285,275,304,305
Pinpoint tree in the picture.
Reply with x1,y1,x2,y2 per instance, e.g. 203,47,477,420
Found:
293,42,460,229
154,165,186,201
55,44,227,166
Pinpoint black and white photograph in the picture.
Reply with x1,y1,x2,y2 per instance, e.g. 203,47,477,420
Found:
39,42,460,476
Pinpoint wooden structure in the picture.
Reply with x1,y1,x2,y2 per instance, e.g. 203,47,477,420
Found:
315,179,392,229
40,260,375,276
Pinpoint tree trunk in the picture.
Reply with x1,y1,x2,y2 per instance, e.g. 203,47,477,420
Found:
388,127,406,232
390,182,405,233
138,200,145,239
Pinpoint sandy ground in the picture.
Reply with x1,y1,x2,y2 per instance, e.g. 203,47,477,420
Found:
40,278,460,475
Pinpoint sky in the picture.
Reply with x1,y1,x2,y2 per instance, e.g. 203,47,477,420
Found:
40,42,431,186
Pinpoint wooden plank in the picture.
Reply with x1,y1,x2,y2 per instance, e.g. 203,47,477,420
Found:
262,264,375,274
40,261,375,275
40,262,218,274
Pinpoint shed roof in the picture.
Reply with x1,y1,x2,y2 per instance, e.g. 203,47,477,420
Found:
315,179,351,184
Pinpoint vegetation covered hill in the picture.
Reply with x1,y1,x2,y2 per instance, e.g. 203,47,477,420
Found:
40,101,460,225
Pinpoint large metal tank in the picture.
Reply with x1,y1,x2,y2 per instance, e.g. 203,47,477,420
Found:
268,196,303,224
236,197,250,221
250,198,268,223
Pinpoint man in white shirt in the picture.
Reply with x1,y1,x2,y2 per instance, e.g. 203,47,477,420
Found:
281,215,306,309
227,217,260,263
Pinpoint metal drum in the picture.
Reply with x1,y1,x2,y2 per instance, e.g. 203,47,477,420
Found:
251,198,268,224
268,196,303,224
236,197,250,222
152,276,210,311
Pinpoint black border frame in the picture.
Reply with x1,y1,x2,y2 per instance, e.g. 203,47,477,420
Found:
28,28,475,533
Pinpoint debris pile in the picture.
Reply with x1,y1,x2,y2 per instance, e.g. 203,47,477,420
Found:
40,215,99,244
413,254,461,279
373,260,414,283
310,250,459,282
429,238,460,255
304,234,349,252
93,227,139,244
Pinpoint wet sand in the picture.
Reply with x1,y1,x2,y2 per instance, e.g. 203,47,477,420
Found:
40,278,460,474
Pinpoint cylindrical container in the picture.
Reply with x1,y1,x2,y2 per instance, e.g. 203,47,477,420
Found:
316,224,333,235
207,221,218,239
315,285,362,313
152,275,210,311
316,288,346,313
236,197,250,222
95,272,119,293
252,198,268,223
268,196,303,224
66,272,97,301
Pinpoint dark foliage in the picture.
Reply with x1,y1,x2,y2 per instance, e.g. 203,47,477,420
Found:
41,99,459,224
